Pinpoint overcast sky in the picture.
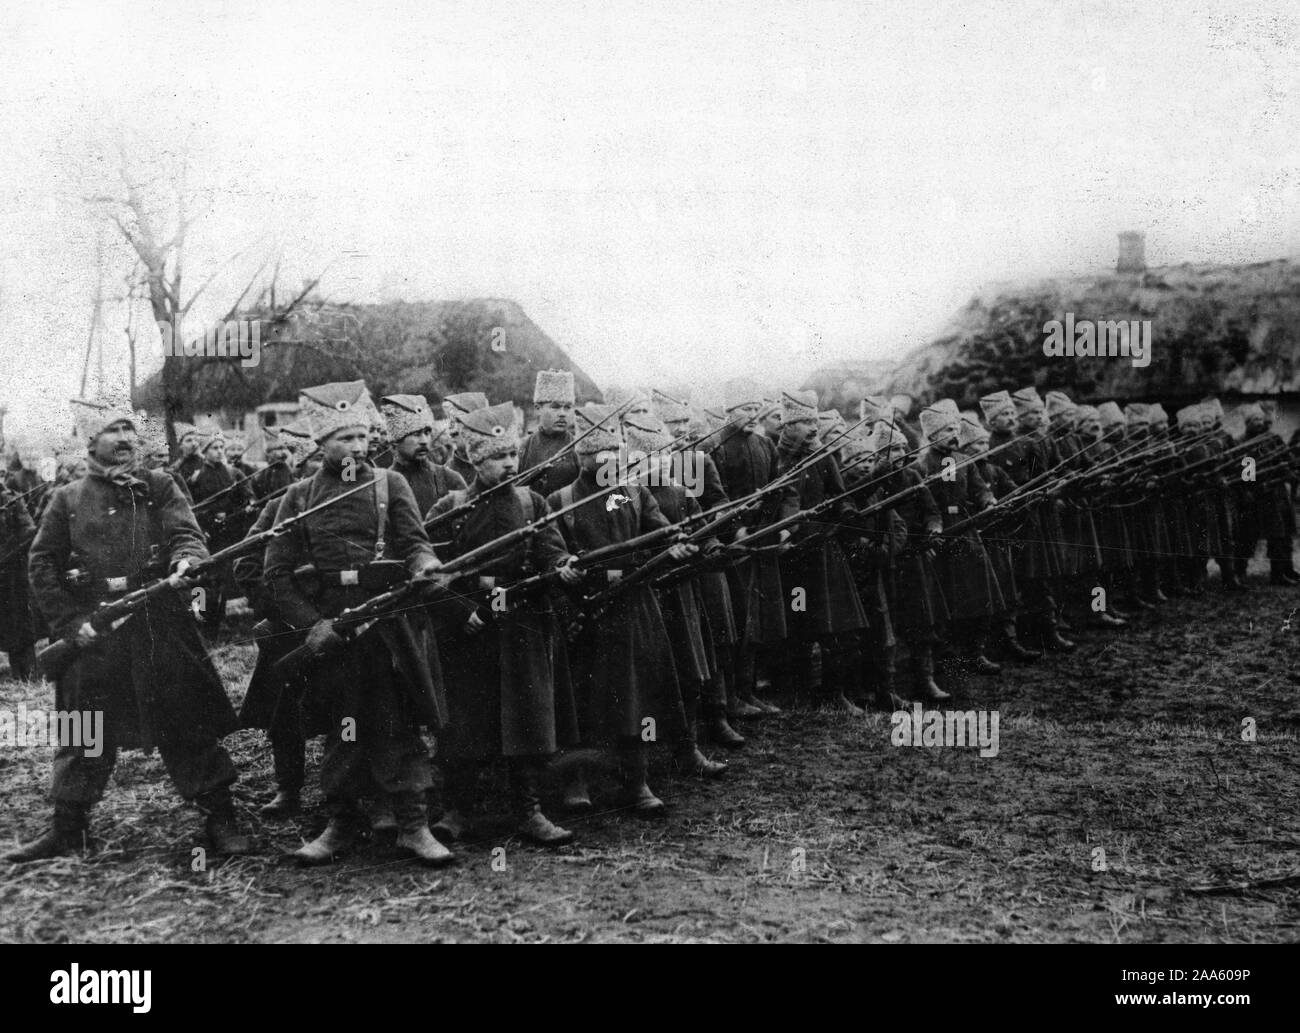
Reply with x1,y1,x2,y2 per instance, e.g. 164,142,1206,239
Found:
3,0,1299,440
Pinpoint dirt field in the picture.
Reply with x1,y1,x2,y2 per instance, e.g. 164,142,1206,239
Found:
2,563,1299,944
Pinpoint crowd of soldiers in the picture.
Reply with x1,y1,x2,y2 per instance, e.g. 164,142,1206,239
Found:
1,370,1297,868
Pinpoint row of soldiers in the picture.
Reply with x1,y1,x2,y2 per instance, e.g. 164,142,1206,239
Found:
2,371,1297,867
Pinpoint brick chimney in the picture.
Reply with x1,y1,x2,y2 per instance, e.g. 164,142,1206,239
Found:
1117,231,1146,273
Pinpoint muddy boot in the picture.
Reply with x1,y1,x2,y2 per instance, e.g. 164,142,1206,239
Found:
968,633,1002,675
704,703,745,749
912,646,949,701
430,809,467,844
196,788,254,856
5,802,92,863
393,792,455,867
510,758,574,846
292,815,360,866
260,787,301,819
617,739,665,817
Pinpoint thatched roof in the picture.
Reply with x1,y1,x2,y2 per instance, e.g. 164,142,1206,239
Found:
136,297,600,418
882,258,1300,409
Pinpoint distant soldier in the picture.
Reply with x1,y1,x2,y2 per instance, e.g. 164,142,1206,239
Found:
264,381,452,866
427,402,579,845
0,480,37,679
917,400,1003,680
1236,402,1299,585
226,432,256,479
10,400,252,862
188,429,254,627
519,369,581,499
169,422,203,483
380,394,466,516
249,429,296,500
441,392,490,486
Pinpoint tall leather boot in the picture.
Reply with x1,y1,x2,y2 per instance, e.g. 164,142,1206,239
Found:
393,791,455,867
821,637,865,715
729,648,764,718
5,801,92,863
561,756,592,812
431,760,476,843
195,788,254,856
871,646,907,711
617,738,665,817
997,618,1041,661
912,646,949,701
1038,611,1075,653
510,757,574,846
673,697,728,778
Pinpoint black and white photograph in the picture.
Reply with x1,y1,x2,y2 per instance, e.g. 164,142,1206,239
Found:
0,0,1296,978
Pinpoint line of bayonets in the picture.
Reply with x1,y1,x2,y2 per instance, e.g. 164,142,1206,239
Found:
34,405,1300,679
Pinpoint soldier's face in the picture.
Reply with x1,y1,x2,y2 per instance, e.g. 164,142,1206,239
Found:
989,409,1016,433
322,427,370,464
180,434,199,455
1246,418,1268,435
92,422,138,464
397,428,432,461
204,441,226,463
761,410,783,435
538,401,573,434
785,417,817,446
147,448,169,468
267,445,290,465
1017,407,1046,433
963,437,989,457
730,403,761,432
475,447,518,486
930,425,960,453
665,417,690,440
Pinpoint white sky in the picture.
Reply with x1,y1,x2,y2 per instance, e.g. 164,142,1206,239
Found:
2,0,1300,441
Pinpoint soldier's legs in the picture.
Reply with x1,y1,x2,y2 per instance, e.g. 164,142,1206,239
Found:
508,754,574,845
51,736,120,807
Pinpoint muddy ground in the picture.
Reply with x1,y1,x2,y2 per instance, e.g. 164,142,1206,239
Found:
1,562,1298,943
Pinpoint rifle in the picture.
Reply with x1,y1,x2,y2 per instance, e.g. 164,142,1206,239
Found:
274,480,624,680
35,474,388,681
422,396,640,533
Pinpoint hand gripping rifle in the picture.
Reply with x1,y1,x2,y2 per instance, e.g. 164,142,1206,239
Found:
35,475,386,681
273,481,625,684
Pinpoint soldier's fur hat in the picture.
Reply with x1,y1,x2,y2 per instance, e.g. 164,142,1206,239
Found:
1074,405,1101,431
1238,402,1267,425
574,403,623,454
1012,386,1046,414
70,392,136,444
298,381,377,442
1124,403,1149,427
818,409,847,441
533,369,576,406
781,390,819,423
723,377,762,412
460,402,519,464
919,401,961,441
859,395,892,424
1045,390,1077,421
958,411,989,448
1146,403,1169,429
870,420,908,452
1097,401,1126,429
651,388,691,424
624,413,674,456
380,394,435,442
979,390,1015,422
442,392,490,420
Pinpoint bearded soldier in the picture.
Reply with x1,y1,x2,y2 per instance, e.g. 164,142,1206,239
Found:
263,381,452,867
426,402,579,846
380,394,466,515
441,392,489,487
9,399,252,862
519,369,581,499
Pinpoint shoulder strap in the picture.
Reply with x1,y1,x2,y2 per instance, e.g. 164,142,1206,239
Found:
373,468,389,560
